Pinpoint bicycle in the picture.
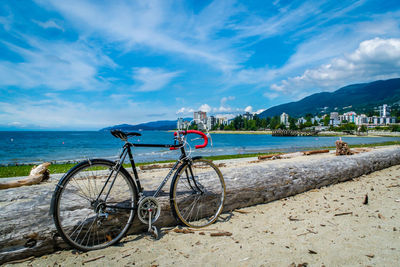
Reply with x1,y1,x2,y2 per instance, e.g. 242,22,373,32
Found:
50,129,226,251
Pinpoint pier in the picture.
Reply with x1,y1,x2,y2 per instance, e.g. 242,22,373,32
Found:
272,129,319,136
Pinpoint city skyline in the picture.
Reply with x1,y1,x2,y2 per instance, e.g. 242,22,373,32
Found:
176,102,398,132
1,1,400,130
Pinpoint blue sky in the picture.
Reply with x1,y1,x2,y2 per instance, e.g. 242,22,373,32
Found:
1,0,400,130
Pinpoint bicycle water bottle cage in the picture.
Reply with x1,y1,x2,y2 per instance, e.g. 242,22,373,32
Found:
111,130,141,141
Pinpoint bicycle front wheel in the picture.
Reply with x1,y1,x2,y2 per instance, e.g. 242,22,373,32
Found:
170,158,226,228
51,159,137,251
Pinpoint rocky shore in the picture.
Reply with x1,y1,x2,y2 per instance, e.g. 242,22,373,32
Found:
1,145,400,264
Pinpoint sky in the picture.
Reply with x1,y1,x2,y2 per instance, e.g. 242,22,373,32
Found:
0,0,400,130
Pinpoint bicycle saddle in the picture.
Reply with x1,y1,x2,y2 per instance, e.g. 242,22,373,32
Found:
111,130,141,140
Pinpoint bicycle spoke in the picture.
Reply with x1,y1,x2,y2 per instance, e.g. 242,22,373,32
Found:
172,159,225,228
54,160,136,250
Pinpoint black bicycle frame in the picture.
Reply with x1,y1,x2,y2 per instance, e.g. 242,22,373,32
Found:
96,137,204,209
124,142,189,198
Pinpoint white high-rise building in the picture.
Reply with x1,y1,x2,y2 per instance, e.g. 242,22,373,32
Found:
206,116,216,130
193,111,207,123
379,104,390,117
280,112,289,126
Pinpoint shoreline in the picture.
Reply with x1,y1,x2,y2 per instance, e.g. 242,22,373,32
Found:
210,130,400,137
210,130,272,134
1,141,400,178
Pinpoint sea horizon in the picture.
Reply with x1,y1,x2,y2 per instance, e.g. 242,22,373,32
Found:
1,130,400,166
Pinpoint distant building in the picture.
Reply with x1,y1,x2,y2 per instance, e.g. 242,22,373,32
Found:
312,116,322,124
330,112,339,120
329,112,340,126
379,104,390,117
177,118,190,130
193,111,207,130
280,112,289,126
193,111,207,123
297,117,307,125
207,116,216,130
355,114,368,125
217,117,228,126
243,112,254,120
343,111,356,123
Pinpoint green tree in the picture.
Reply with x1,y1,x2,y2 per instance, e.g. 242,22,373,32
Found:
261,118,267,129
389,124,400,132
189,122,198,130
304,121,313,128
248,120,257,130
359,125,368,132
305,113,313,123
323,115,330,126
269,116,280,129
289,117,298,130
253,115,261,129
277,123,286,130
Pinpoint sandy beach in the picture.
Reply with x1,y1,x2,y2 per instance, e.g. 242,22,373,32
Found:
4,150,400,267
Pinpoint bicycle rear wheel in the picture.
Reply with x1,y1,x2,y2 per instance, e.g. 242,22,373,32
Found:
170,158,225,228
51,159,137,251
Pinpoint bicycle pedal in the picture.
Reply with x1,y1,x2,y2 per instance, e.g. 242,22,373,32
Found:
149,225,159,239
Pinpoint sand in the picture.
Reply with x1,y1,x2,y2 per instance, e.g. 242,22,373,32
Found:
4,154,400,267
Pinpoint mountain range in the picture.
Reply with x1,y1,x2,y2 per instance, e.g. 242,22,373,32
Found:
101,78,400,131
258,78,400,118
99,119,191,132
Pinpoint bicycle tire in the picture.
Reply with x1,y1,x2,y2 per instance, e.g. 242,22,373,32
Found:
51,159,137,251
170,158,226,228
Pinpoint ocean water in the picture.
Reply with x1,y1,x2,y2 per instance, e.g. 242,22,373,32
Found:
0,131,399,165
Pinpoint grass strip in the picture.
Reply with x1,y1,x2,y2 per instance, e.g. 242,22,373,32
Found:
1,141,399,178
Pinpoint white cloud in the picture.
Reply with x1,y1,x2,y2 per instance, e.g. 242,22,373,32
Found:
0,37,115,90
38,0,241,72
274,11,400,79
214,96,235,112
255,109,266,114
263,92,280,99
199,104,212,113
216,106,232,112
133,67,180,92
270,84,285,91
176,107,194,115
244,106,252,112
0,95,178,129
226,9,400,89
215,113,236,119
232,1,325,40
0,15,12,31
33,19,64,31
8,121,23,126
221,96,235,105
269,37,400,95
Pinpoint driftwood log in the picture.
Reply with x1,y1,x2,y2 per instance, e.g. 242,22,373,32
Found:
303,149,330,156
258,154,281,160
336,140,353,155
1,147,400,264
0,163,50,190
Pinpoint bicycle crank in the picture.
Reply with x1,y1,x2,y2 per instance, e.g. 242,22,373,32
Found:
137,196,161,225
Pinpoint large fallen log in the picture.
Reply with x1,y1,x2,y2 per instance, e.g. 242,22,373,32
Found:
1,147,400,264
0,163,50,190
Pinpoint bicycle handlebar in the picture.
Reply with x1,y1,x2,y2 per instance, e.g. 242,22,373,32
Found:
170,130,208,150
